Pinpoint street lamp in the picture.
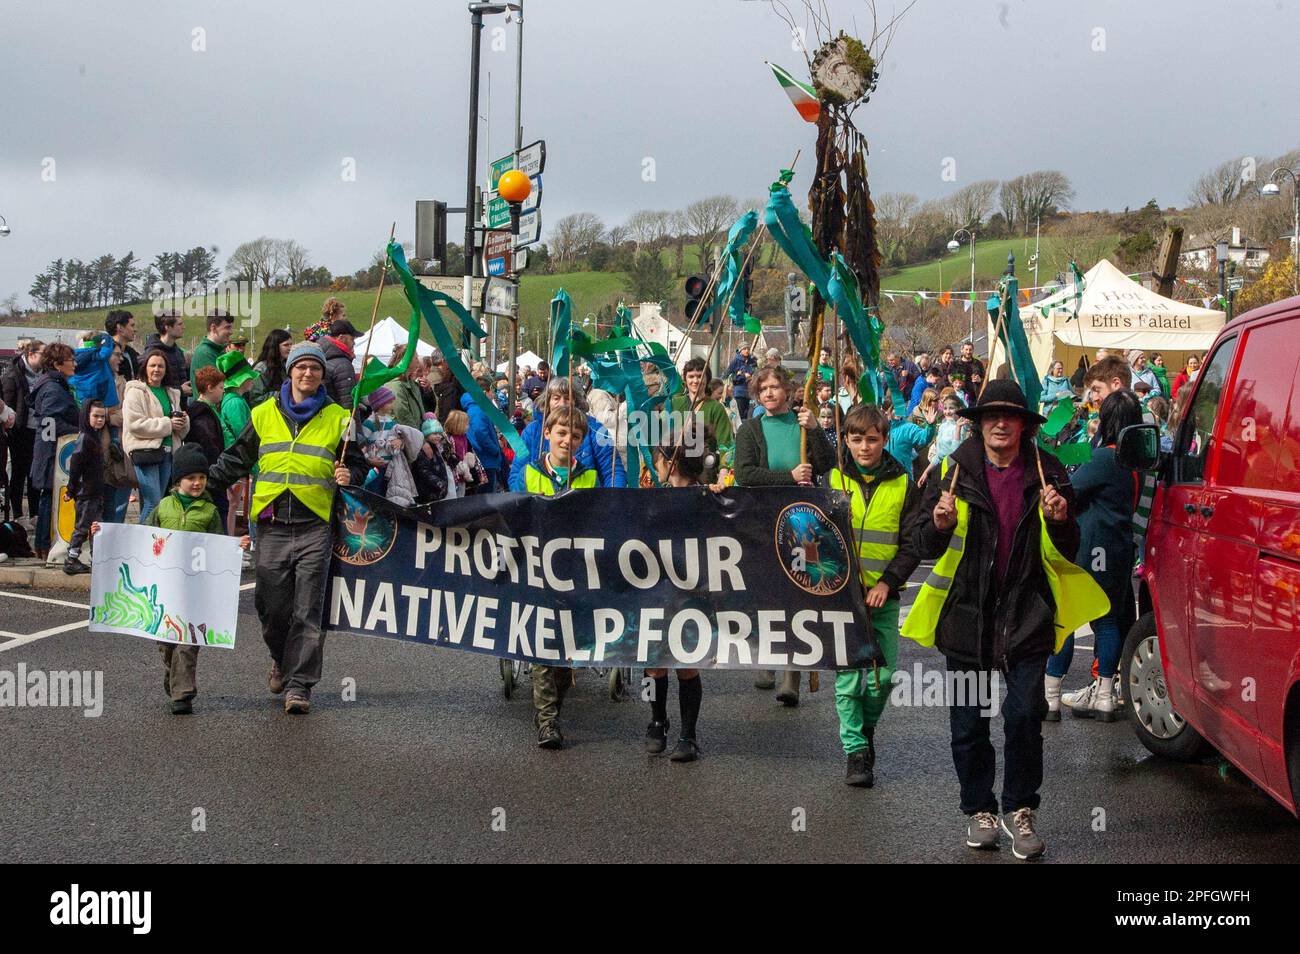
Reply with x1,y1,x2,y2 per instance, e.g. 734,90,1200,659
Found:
1261,166,1299,295
1215,239,1230,306
951,228,976,344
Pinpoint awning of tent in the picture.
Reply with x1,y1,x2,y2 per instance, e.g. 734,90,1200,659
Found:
352,316,435,373
497,350,544,374
1002,259,1227,376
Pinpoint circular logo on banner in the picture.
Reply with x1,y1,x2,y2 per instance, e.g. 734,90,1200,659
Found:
774,502,850,595
333,491,397,566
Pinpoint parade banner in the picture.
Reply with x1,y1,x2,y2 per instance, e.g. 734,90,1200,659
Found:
88,523,241,648
325,486,882,670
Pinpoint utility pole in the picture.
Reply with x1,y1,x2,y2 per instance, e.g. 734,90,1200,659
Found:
507,0,524,415
463,6,489,342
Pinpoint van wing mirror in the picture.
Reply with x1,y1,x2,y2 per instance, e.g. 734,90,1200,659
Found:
1116,422,1160,471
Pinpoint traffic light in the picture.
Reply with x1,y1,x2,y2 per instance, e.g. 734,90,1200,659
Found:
685,275,708,321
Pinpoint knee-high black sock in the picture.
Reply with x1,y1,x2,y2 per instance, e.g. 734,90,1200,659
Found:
678,674,702,739
650,675,669,723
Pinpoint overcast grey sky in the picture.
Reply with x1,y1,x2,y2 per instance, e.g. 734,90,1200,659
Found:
2,0,1298,305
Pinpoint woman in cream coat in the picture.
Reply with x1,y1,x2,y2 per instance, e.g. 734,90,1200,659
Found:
122,348,189,523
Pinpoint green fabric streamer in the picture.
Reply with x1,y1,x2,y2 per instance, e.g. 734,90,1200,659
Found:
1040,397,1075,438
764,177,887,407
994,275,1043,412
1052,442,1094,467
387,241,526,457
714,210,759,327
550,289,575,376
351,262,423,407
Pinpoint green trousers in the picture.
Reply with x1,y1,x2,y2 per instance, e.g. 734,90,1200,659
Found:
834,597,899,755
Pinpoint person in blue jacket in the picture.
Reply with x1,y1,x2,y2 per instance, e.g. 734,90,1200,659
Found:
70,332,119,409
907,367,940,413
508,377,625,491
460,384,505,492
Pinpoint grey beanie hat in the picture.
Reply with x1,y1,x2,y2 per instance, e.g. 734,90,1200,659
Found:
286,341,327,372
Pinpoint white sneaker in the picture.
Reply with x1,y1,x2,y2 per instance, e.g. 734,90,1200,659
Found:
1043,674,1062,722
1092,676,1118,722
1064,679,1098,718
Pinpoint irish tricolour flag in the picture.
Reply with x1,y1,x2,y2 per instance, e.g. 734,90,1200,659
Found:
768,61,820,123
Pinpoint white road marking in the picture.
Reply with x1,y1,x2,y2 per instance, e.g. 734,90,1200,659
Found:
0,590,90,610
0,619,90,652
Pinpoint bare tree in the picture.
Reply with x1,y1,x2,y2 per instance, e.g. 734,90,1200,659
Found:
549,212,605,268
226,237,278,287
1188,156,1252,206
279,240,312,287
625,209,673,250
1019,171,1074,232
876,192,920,263
943,180,999,230
682,195,740,273
999,176,1027,235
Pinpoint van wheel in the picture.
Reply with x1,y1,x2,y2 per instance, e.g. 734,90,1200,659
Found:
1122,614,1209,761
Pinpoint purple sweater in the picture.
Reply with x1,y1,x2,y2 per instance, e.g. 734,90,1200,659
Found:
984,455,1025,585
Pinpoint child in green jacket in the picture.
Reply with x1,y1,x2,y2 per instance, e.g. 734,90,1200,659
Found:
93,442,249,714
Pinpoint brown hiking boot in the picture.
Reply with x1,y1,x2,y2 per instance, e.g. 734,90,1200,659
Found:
284,691,310,715
268,661,285,695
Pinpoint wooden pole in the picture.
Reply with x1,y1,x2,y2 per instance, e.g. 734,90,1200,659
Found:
340,222,396,460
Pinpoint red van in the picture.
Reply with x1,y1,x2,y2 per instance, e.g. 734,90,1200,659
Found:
1119,295,1300,816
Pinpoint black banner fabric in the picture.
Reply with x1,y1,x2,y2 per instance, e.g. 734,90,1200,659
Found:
324,486,882,671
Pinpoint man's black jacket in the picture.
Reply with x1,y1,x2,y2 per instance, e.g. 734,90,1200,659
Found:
913,435,1079,669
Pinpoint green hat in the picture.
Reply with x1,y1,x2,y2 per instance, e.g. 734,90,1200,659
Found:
230,333,249,346
216,351,258,389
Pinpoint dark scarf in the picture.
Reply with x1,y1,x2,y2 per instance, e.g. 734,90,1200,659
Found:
279,382,328,425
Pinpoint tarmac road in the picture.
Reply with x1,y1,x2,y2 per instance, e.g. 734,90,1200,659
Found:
1,577,1298,863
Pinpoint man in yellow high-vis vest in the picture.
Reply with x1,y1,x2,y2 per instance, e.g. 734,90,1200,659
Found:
903,380,1083,861
208,342,367,715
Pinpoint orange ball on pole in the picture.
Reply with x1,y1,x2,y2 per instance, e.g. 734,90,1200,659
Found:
498,169,531,204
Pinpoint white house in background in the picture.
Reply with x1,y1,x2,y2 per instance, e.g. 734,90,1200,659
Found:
631,301,718,370
1180,226,1271,271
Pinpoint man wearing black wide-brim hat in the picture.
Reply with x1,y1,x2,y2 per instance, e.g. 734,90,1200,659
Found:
902,379,1080,861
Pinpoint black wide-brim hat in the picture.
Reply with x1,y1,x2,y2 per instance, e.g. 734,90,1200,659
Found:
957,378,1048,425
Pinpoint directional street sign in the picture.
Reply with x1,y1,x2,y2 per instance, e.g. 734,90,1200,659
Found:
486,174,541,229
482,276,518,317
515,139,545,178
514,210,540,248
484,229,513,276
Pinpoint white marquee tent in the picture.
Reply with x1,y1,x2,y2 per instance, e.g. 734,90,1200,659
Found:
992,258,1227,377
351,316,435,373
497,350,545,374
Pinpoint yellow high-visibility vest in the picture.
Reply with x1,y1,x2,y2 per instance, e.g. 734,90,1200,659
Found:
827,467,907,588
249,398,350,522
524,464,597,496
902,457,1109,652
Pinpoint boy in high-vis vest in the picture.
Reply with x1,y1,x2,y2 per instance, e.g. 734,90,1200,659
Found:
527,406,595,749
823,405,923,788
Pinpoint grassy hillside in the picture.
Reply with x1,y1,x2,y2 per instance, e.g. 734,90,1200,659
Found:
883,235,1120,292
11,271,631,353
